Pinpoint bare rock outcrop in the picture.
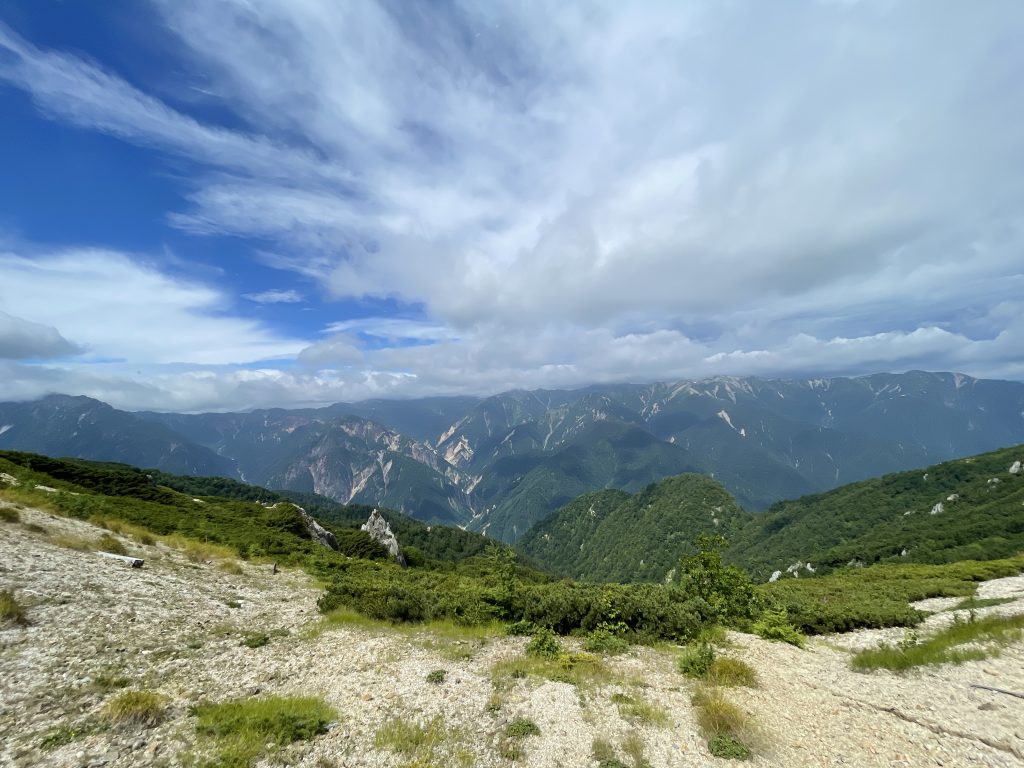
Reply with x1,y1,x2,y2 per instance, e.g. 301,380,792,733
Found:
361,508,406,566
294,504,338,550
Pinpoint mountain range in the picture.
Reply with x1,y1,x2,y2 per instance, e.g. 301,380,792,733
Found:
1,370,1023,541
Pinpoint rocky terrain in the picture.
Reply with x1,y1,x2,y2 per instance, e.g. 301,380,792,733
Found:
2,504,1023,767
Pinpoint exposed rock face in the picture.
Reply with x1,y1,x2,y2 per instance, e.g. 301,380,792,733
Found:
293,505,338,551
361,509,406,566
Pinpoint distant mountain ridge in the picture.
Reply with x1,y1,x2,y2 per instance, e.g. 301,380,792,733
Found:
2,371,1023,538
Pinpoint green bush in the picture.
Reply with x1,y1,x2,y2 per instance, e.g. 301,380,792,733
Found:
677,643,715,678
426,669,446,684
505,717,541,738
525,628,562,659
751,607,805,647
584,627,630,655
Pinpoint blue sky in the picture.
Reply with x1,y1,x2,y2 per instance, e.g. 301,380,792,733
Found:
1,1,1023,411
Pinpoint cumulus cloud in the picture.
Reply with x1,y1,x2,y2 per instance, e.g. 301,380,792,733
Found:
0,311,81,360
1,2,1023,409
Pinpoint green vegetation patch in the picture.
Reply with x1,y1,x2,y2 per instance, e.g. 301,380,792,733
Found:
505,717,541,738
761,554,1024,634
193,695,336,768
851,613,1024,672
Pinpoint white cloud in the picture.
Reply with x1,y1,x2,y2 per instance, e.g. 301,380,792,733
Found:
0,311,81,360
0,248,305,366
1,3,1023,409
243,289,305,304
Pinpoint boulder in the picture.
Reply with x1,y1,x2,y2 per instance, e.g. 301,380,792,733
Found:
361,509,407,566
295,505,338,551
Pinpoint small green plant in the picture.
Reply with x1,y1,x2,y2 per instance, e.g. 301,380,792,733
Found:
505,717,540,738
426,669,447,684
240,632,270,648
752,607,805,647
96,533,128,555
219,560,245,575
104,690,167,726
135,531,156,546
677,642,715,677
706,657,758,688
525,627,561,658
39,722,99,751
0,589,29,626
708,732,751,759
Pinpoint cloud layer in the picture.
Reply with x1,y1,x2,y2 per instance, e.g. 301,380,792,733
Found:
1,2,1023,411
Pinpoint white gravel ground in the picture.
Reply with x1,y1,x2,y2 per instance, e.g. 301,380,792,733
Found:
2,503,1023,767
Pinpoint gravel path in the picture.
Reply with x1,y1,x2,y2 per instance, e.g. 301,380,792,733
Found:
2,504,1023,767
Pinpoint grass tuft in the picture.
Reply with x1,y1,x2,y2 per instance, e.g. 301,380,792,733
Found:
592,738,628,768
426,669,447,684
0,589,29,626
691,686,756,760
96,533,128,555
851,613,1024,672
104,690,167,726
611,693,669,727
193,695,335,768
706,657,758,688
0,506,19,523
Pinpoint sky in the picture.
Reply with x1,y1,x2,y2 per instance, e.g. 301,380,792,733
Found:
1,0,1022,413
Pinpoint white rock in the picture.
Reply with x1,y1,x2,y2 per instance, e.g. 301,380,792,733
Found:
930,502,944,515
768,570,782,583
0,472,20,486
1009,461,1021,475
